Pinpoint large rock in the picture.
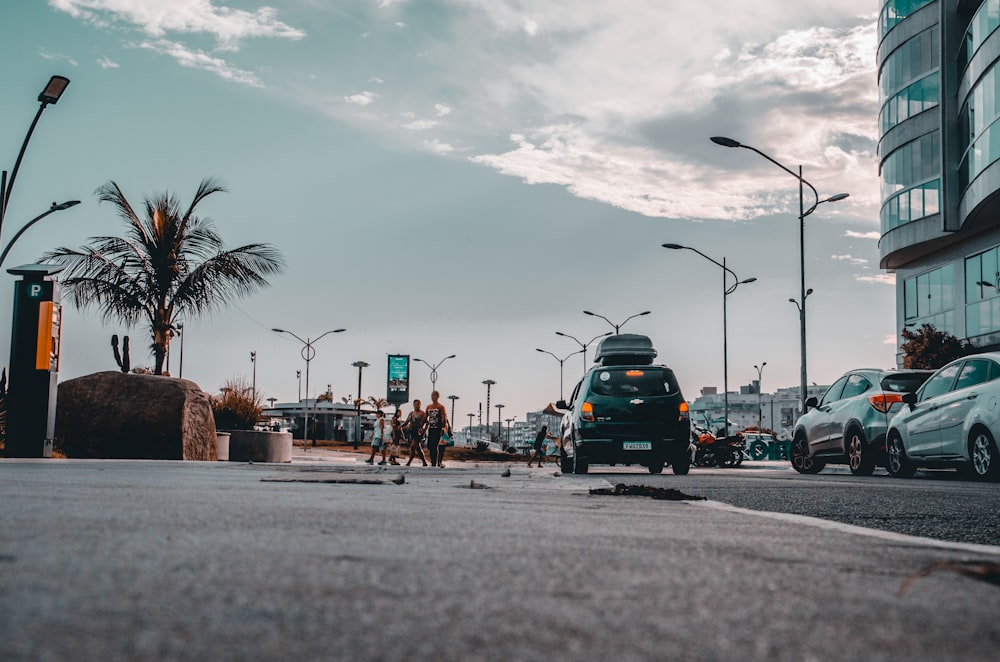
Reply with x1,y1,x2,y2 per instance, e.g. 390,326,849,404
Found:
56,371,217,460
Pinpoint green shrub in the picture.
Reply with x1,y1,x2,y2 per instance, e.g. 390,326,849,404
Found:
211,377,262,430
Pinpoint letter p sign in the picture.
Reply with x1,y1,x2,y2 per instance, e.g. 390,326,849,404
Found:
27,283,44,300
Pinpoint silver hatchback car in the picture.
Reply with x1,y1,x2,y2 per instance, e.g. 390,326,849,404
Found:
886,352,1000,480
791,368,932,475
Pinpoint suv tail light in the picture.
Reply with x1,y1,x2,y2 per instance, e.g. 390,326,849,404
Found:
679,401,690,421
581,401,595,422
869,392,903,413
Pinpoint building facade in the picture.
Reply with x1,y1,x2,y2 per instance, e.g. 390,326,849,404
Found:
880,1,1000,353
688,383,829,439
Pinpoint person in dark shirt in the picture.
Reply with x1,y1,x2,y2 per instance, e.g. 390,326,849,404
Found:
527,424,555,468
425,390,450,467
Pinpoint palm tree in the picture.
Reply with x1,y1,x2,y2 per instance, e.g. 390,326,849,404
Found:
43,178,285,375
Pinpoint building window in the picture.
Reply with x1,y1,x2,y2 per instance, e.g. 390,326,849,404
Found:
959,59,1000,191
965,245,1000,336
904,264,956,335
880,72,939,133
880,0,936,39
959,0,1000,74
880,132,941,233
880,26,939,102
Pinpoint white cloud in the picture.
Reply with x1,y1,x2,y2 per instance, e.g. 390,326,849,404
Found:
97,56,119,68
345,91,377,106
138,39,263,87
435,104,452,116
39,49,79,66
832,254,868,266
402,119,438,131
50,0,305,51
395,22,407,29
856,273,895,285
369,77,385,84
882,334,898,345
845,230,880,240
524,18,539,36
424,139,456,154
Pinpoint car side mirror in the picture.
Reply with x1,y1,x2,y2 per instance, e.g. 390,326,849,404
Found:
804,396,818,410
902,392,917,409
556,400,569,410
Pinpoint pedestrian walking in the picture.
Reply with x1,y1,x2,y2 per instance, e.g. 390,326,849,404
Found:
365,410,388,465
425,390,450,467
527,424,555,468
388,409,404,465
404,399,428,467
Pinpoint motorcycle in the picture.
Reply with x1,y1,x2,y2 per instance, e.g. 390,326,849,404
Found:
693,431,745,468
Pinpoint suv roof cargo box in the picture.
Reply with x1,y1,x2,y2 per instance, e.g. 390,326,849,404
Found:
594,333,657,366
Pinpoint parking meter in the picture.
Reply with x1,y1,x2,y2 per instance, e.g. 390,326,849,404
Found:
6,264,65,457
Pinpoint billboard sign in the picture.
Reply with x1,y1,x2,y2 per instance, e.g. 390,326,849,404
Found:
387,354,410,405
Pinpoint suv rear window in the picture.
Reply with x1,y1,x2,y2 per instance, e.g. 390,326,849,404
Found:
880,372,932,393
589,368,679,397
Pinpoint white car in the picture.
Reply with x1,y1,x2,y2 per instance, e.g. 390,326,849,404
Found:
885,352,1000,480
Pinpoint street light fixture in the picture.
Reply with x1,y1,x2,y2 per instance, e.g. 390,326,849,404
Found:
710,135,848,413
413,354,456,391
1,76,72,240
664,243,756,438
555,330,613,374
272,327,346,449
535,347,583,401
582,309,651,334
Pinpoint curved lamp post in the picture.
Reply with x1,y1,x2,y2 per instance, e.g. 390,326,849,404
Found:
272,327,345,449
555,330,612,375
535,347,583,401
413,354,456,391
583,309,651,335
664,243,756,438
710,136,848,413
0,200,80,270
1,75,71,240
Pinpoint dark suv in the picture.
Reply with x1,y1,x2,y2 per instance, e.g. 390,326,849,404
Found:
555,334,691,475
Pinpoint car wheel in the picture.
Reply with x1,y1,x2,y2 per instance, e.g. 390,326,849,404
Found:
846,426,875,476
670,448,691,475
886,431,916,479
968,426,1000,481
647,460,664,474
572,449,588,475
791,435,824,474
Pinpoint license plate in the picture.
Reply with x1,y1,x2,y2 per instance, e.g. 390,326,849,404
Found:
623,441,652,451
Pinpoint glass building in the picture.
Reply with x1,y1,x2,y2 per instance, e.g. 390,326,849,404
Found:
879,0,1000,353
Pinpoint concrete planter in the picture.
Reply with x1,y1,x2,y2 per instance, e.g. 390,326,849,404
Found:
215,432,231,462
227,430,293,463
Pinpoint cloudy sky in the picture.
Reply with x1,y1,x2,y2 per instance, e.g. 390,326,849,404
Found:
0,0,891,426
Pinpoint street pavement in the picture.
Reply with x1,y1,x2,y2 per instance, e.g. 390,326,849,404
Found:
2,452,999,661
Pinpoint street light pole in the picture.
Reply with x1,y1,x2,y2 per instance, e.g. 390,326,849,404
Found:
555,330,612,375
710,136,848,413
754,362,767,432
482,379,495,442
352,360,370,449
413,354,456,391
250,351,257,402
467,413,474,444
1,75,71,241
447,395,459,431
175,323,184,378
272,327,345,450
0,201,81,270
535,347,583,401
296,370,302,402
582,309,651,334
664,243,756,438
495,404,504,446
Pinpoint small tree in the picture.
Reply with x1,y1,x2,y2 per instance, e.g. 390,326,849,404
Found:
900,324,973,369
211,377,262,430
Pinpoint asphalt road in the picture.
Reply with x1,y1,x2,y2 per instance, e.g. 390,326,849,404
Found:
596,464,1000,547
2,459,1000,661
